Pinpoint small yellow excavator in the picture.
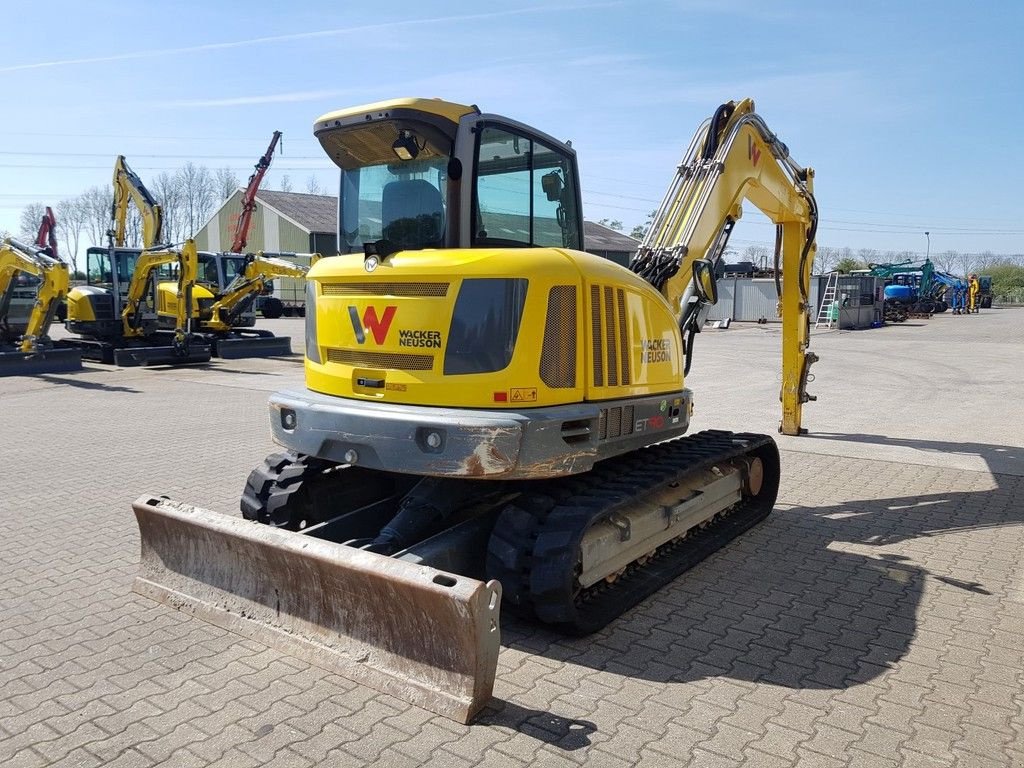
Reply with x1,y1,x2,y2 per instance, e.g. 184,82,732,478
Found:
157,250,310,358
133,97,818,722
63,156,210,365
0,224,82,375
155,132,309,358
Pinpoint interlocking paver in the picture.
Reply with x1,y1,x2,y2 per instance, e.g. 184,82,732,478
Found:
2,313,1023,767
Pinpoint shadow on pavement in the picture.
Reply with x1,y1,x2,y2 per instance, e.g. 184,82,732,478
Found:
810,431,1022,475
36,374,141,393
476,701,596,750
168,364,288,376
503,433,1020,697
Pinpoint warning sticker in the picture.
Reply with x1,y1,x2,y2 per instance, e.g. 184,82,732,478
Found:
510,388,538,402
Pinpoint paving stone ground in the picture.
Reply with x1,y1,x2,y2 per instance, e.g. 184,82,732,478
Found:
2,311,1022,767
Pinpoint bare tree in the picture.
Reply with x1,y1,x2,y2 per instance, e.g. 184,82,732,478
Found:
932,250,958,272
18,203,48,242
177,163,216,237
305,175,324,195
957,252,979,277
56,198,87,275
814,246,837,274
975,250,996,272
124,208,143,248
279,174,293,193
151,171,183,243
215,167,240,201
857,248,878,266
80,186,113,247
743,244,770,270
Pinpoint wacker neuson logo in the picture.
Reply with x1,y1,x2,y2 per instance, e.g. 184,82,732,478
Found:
348,306,441,348
348,306,396,345
398,330,442,349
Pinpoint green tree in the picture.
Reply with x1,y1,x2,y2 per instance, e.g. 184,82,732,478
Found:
630,210,656,240
986,261,1024,301
834,257,865,274
598,218,623,231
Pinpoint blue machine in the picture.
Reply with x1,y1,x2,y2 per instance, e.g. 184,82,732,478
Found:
870,259,971,316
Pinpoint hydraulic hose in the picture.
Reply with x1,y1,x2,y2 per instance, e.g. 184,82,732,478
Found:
701,102,736,161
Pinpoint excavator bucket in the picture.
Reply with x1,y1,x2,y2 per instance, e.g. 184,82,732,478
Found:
132,496,501,723
213,331,293,359
0,347,81,376
113,341,212,367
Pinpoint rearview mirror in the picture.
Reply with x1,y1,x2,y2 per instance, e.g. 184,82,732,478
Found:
541,171,564,202
692,259,718,305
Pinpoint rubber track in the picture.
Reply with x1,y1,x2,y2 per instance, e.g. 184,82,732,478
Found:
240,452,329,527
487,430,780,636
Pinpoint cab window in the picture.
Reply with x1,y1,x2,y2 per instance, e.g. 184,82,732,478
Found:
472,125,580,249
86,249,113,286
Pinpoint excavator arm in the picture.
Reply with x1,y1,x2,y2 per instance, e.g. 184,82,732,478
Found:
231,131,282,253
122,240,197,344
202,253,307,333
630,99,819,435
110,155,163,249
0,238,69,352
35,206,58,257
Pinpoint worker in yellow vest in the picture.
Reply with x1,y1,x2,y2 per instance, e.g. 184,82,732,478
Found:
968,274,980,313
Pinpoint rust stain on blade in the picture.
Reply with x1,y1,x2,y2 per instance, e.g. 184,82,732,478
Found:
132,495,501,723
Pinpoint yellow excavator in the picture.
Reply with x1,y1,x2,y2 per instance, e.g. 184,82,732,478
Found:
157,251,310,358
133,97,818,723
155,132,309,358
63,156,211,365
0,230,81,375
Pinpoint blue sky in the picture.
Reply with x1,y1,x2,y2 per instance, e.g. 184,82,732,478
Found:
2,0,1022,258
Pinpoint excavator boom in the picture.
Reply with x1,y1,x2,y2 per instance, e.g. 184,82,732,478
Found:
231,131,281,253
204,253,307,333
111,155,163,249
35,206,58,257
122,241,197,341
631,99,818,434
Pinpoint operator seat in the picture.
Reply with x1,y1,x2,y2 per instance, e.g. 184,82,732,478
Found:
381,179,444,251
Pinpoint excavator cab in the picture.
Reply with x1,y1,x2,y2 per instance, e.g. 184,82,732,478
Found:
318,98,584,256
67,247,149,339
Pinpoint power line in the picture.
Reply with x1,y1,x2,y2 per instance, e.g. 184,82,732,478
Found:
0,163,331,172
0,151,324,160
3,131,320,143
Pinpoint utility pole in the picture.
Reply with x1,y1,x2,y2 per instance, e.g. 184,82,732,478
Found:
925,231,930,260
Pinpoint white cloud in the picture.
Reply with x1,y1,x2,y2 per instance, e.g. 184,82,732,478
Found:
0,3,621,74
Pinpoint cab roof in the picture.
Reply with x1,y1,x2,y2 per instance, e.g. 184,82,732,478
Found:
314,98,479,133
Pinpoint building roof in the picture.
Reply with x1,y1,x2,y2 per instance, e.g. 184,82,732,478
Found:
250,190,640,256
256,190,337,233
583,221,640,253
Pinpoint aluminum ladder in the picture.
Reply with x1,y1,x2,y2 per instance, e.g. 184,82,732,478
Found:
815,271,839,329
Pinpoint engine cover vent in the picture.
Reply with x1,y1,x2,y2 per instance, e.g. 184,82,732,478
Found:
590,285,631,388
540,285,577,388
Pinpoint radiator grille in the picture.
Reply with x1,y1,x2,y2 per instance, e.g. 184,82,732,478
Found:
540,285,577,388
321,282,449,297
326,348,433,370
598,405,635,440
616,289,631,385
603,286,618,386
590,284,603,387
590,285,631,387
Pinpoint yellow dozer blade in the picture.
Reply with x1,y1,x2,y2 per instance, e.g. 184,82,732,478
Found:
132,496,501,723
